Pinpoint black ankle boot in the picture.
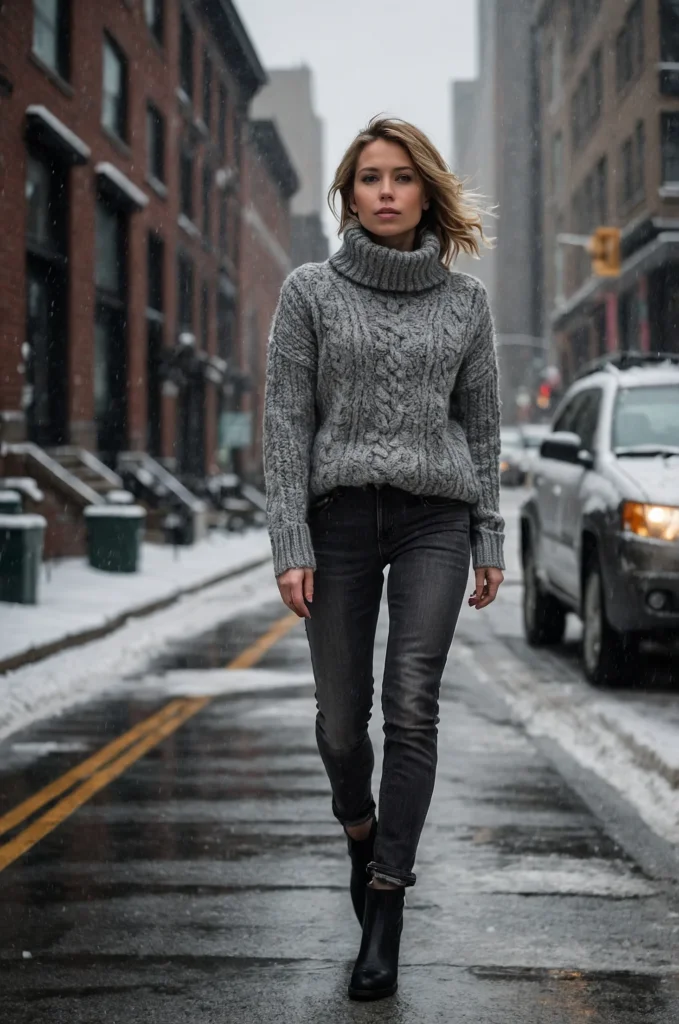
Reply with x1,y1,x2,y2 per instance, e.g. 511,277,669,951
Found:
346,818,377,925
348,885,404,1001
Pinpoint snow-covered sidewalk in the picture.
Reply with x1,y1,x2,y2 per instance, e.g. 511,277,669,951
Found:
0,530,272,672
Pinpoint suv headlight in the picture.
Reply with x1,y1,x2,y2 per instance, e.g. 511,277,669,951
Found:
622,502,679,542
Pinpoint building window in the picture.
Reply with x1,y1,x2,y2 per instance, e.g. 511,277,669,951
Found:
95,199,127,455
595,156,607,224
616,0,644,92
147,103,165,183
179,10,194,100
33,0,69,79
25,152,69,447
147,232,164,315
202,163,211,241
568,0,601,54
102,35,127,140
177,253,194,331
572,47,603,151
180,142,193,219
203,51,212,127
661,112,679,182
144,0,163,43
661,0,679,59
218,82,228,158
619,123,645,208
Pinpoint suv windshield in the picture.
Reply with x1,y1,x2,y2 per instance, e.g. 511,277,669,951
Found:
613,386,679,453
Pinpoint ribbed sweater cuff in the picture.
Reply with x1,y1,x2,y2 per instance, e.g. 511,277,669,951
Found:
271,523,317,577
471,529,505,571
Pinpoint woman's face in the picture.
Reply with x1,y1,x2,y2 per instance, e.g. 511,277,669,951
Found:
351,139,429,244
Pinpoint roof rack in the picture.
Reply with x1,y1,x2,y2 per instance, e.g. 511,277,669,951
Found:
575,350,679,381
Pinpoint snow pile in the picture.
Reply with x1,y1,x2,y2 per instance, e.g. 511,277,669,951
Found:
0,529,272,668
0,561,280,744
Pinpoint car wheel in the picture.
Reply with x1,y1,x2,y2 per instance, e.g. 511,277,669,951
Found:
523,547,567,646
582,558,639,687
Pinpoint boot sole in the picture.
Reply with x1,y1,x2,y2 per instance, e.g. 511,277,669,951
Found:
348,982,398,1001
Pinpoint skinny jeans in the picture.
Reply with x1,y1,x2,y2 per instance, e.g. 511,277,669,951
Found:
304,483,470,887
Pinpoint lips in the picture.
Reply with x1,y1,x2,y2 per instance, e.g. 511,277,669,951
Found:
376,208,399,216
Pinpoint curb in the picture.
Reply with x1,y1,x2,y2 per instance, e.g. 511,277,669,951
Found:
0,553,273,677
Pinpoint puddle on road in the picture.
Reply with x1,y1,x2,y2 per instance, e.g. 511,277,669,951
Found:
138,601,303,676
466,824,625,862
469,965,678,1019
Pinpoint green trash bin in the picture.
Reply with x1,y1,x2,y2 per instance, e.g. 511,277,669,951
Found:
0,514,46,604
0,490,22,515
85,504,146,573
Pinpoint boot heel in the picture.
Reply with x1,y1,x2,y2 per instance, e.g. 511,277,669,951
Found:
348,886,404,1001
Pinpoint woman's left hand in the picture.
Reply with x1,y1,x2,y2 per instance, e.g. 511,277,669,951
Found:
471,567,504,610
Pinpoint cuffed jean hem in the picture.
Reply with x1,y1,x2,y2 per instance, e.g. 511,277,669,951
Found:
367,861,416,888
332,797,376,830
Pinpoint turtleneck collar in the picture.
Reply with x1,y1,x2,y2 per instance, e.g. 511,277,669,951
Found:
329,225,449,293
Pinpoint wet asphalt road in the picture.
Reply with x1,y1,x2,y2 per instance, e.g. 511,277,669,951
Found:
1,506,679,1021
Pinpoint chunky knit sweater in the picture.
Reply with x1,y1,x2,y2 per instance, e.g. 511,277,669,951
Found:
263,225,505,576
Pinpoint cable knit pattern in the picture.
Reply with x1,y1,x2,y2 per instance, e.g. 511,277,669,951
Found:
263,225,504,576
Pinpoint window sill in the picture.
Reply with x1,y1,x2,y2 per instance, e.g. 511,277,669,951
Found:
147,175,168,199
101,125,132,159
178,214,202,240
659,183,679,200
29,52,73,97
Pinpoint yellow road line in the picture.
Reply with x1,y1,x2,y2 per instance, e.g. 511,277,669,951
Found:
228,613,299,669
0,698,189,839
0,698,210,872
0,612,300,872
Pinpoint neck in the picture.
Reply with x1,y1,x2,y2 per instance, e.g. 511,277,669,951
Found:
367,227,417,253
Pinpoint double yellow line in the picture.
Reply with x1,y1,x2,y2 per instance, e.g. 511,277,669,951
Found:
0,612,299,873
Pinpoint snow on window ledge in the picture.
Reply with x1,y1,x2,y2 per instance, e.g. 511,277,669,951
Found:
95,162,149,209
26,105,91,162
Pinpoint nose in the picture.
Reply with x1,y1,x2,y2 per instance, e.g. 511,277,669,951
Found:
379,179,394,200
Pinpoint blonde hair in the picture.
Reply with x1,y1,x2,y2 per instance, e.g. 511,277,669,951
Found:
328,116,492,268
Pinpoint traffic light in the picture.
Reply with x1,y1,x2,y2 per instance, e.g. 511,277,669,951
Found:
588,227,621,277
536,382,551,410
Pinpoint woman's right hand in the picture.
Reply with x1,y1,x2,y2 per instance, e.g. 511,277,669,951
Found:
276,568,315,619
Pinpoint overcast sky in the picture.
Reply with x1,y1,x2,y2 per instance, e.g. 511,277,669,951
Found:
239,0,478,245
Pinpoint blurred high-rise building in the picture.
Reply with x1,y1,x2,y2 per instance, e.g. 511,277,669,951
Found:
533,0,679,384
251,66,329,266
451,0,543,425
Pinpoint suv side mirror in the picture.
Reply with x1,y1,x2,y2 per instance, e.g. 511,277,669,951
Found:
540,431,584,464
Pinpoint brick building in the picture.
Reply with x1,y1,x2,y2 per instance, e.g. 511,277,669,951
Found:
236,119,298,486
0,0,276,485
533,0,679,383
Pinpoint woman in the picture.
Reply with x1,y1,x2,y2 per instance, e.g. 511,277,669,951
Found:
262,116,504,1001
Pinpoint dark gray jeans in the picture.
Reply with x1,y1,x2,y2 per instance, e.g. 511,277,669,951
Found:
304,483,470,887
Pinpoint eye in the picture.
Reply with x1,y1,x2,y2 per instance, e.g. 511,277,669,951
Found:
396,174,413,182
361,174,378,183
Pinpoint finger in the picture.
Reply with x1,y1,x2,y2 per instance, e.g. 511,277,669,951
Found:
303,568,314,605
475,569,486,599
290,580,310,619
476,580,500,609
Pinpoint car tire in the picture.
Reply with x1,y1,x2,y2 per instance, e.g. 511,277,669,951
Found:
523,547,567,646
582,557,639,687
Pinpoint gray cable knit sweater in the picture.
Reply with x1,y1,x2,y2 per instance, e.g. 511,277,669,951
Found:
263,225,505,576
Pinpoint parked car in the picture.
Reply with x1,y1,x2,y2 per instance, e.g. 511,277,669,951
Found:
517,424,551,483
520,352,679,686
500,427,525,487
